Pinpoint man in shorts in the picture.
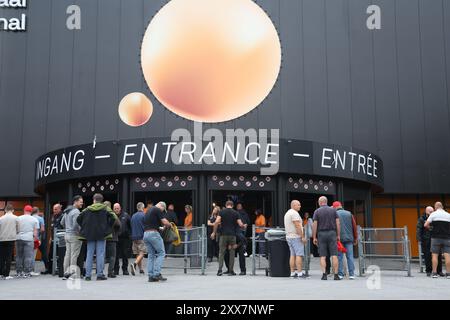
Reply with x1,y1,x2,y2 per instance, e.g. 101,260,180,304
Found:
284,200,307,278
312,196,341,281
424,201,450,279
130,202,147,275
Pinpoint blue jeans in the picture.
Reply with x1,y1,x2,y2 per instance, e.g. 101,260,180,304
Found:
338,241,355,277
144,231,165,277
86,240,106,277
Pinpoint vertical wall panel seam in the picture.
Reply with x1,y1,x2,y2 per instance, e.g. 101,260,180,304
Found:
116,0,122,142
17,21,29,196
0,11,3,103
278,0,282,132
301,0,306,138
417,0,431,192
370,0,379,156
44,0,54,151
441,0,450,148
68,0,76,145
92,0,99,142
393,0,405,191
141,0,144,139
346,0,354,148
324,0,330,143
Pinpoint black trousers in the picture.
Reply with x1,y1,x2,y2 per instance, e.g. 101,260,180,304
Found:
106,241,117,275
37,237,49,271
0,241,14,277
48,243,66,277
77,241,87,277
207,237,219,259
422,240,442,273
114,238,130,274
224,240,247,272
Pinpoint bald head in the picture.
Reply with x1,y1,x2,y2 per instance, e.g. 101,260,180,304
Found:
434,202,443,210
425,206,434,215
113,203,121,215
53,204,62,215
318,196,328,206
291,200,301,212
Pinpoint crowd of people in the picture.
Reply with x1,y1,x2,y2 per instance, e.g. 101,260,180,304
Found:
0,193,195,282
0,193,449,282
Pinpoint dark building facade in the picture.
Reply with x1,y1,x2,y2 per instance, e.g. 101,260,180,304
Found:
1,0,450,257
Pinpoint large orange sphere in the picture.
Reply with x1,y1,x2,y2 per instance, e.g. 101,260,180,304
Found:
141,0,281,123
118,93,153,127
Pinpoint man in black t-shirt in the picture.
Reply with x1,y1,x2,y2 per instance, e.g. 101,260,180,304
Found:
211,201,246,276
142,201,172,282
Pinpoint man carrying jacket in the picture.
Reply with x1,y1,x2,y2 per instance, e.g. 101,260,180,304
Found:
418,206,443,277
114,203,131,276
333,201,358,280
77,193,117,281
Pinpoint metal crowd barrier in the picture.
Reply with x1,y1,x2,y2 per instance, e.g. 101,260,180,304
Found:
251,225,311,276
417,241,446,274
418,242,424,273
52,228,66,276
163,225,207,275
357,226,411,277
53,225,208,276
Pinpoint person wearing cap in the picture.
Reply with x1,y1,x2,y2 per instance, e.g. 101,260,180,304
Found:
333,201,357,280
15,205,39,278
143,201,172,282
30,207,45,276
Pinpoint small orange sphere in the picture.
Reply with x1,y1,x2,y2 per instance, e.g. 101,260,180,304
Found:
141,0,281,123
118,93,153,127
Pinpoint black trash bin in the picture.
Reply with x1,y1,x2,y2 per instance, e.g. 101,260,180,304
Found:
265,229,290,277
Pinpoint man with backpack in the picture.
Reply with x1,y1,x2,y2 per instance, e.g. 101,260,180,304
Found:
77,193,117,281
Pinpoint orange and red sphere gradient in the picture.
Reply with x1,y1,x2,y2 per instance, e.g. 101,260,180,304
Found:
119,0,282,126
118,93,153,127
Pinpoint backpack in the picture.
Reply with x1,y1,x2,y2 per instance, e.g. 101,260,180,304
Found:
161,222,181,246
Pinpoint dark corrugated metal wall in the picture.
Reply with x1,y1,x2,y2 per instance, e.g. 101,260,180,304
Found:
0,0,449,196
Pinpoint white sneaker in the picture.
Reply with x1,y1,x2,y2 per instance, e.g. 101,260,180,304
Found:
349,275,355,280
338,275,344,280
30,272,40,276
4,276,14,280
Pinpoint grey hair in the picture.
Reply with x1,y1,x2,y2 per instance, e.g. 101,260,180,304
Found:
137,202,145,211
318,196,328,205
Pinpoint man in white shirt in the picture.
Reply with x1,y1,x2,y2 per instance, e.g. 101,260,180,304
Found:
424,202,450,278
284,200,307,278
15,205,39,278
0,204,18,279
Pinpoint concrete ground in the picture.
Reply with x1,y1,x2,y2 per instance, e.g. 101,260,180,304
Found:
1,257,449,300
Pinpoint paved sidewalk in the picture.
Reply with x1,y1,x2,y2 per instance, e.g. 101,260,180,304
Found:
1,257,448,300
